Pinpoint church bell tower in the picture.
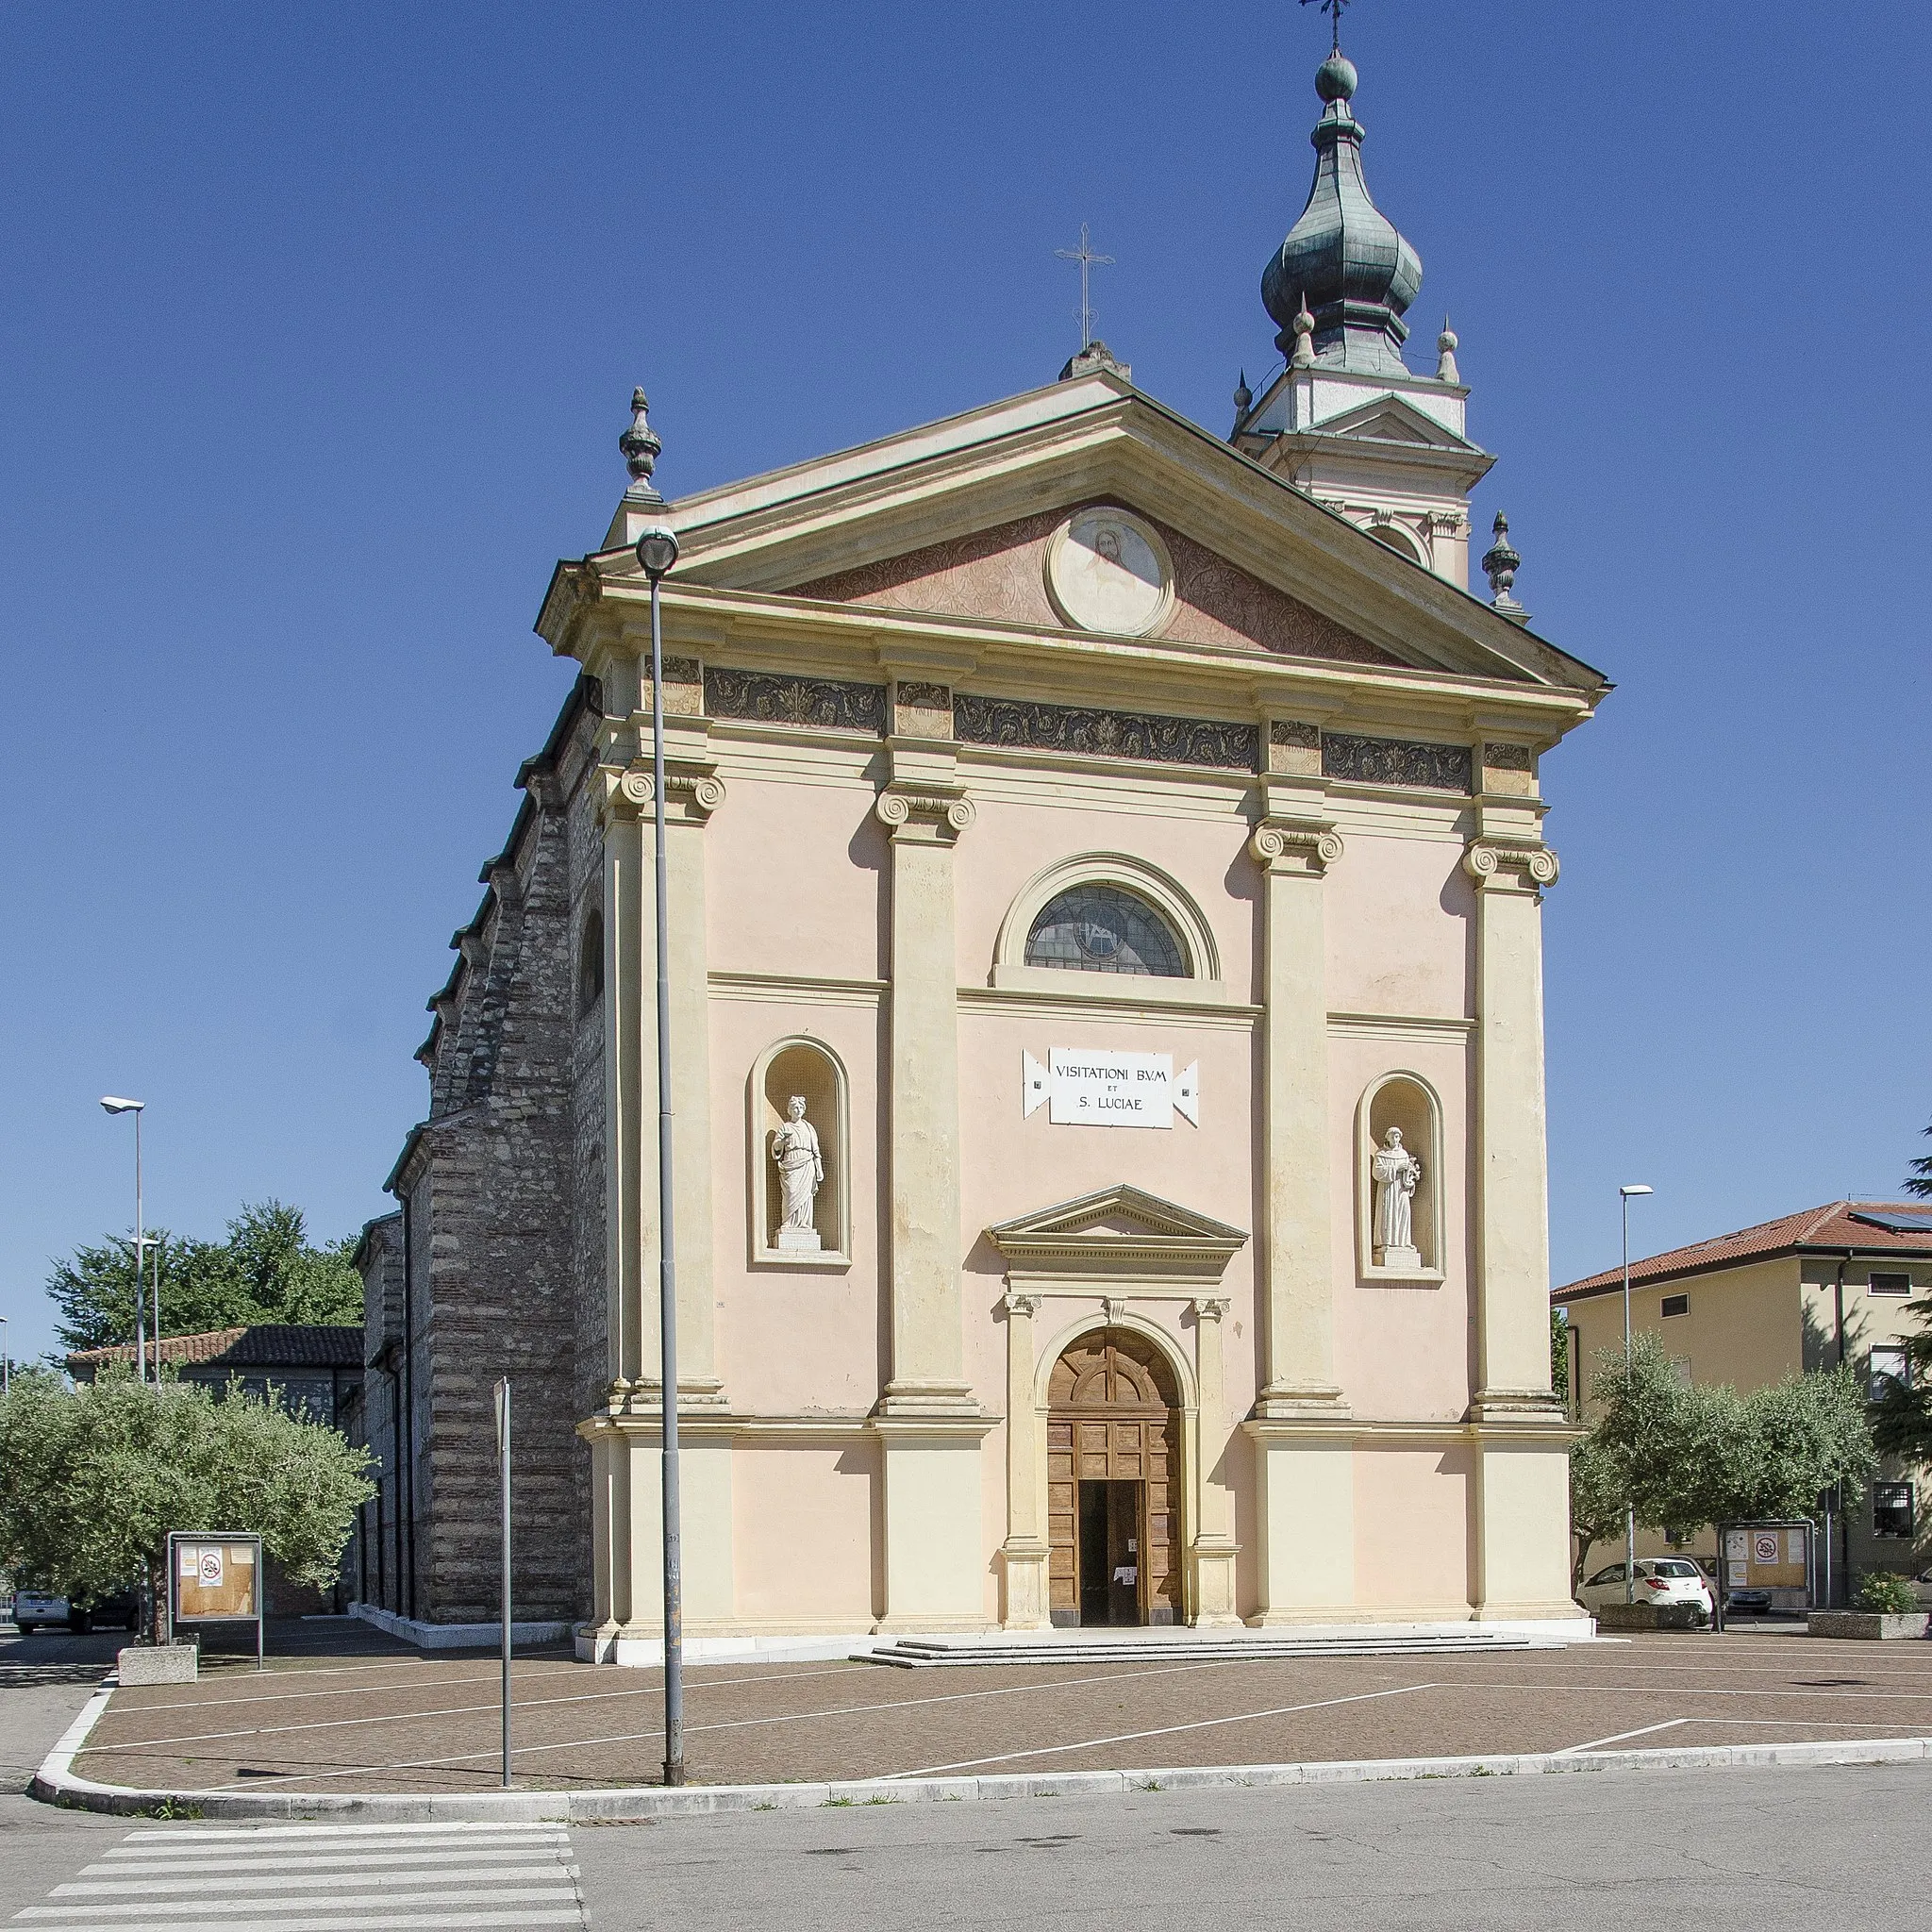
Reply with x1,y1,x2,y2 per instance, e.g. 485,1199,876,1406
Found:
1232,46,1493,589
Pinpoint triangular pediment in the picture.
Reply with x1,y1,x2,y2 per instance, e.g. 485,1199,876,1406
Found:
990,1184,1247,1290
1310,392,1482,453
557,374,1605,695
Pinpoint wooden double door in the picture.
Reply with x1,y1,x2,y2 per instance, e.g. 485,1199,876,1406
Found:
1046,1331,1180,1626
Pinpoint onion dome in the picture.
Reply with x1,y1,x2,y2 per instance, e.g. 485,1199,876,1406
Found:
1261,53,1423,375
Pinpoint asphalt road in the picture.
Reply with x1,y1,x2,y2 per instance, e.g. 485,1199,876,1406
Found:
570,1760,1932,1931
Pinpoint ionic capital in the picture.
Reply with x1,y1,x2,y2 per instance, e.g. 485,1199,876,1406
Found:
603,760,726,825
1462,838,1558,893
875,783,974,843
1002,1291,1042,1320
1249,818,1343,876
1191,1295,1231,1324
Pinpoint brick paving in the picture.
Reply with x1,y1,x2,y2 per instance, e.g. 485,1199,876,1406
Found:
68,1627,1932,1796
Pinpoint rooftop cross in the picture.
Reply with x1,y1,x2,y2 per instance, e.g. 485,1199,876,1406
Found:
1055,223,1114,352
1300,0,1355,52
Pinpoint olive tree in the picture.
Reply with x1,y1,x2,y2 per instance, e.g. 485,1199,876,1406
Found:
0,1367,374,1641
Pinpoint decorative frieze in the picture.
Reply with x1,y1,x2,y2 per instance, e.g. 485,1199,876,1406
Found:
955,694,1258,772
1481,741,1534,773
704,668,886,734
1322,732,1473,792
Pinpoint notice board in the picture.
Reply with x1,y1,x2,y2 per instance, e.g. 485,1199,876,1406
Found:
173,1536,259,1622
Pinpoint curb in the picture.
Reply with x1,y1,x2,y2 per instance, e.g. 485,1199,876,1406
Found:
29,1680,1932,1823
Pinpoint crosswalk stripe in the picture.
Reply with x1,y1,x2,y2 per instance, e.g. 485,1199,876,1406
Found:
10,1822,587,1932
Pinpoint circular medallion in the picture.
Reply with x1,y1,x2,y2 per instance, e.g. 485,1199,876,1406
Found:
1044,506,1174,637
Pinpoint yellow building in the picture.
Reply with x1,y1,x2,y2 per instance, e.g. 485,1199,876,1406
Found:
1553,1202,1932,1603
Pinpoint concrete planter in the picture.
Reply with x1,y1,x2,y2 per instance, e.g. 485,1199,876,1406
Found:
117,1643,198,1684
1592,1602,1707,1633
1806,1610,1929,1641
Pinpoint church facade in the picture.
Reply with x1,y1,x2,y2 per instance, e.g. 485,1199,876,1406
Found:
355,50,1605,1656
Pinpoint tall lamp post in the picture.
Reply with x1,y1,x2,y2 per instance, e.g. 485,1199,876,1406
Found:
635,518,685,1788
100,1098,147,1381
1619,1182,1654,1605
1,1314,9,1395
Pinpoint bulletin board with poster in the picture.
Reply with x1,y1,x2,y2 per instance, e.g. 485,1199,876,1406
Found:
1719,1521,1814,1613
167,1532,264,1667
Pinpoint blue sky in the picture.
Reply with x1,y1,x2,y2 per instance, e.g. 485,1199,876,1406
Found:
4,2,1928,1364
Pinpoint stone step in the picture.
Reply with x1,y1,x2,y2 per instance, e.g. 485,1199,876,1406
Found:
858,1630,1559,1669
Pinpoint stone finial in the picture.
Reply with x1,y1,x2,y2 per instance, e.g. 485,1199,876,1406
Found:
1481,511,1530,624
1233,369,1253,415
1291,294,1316,369
1436,317,1460,385
619,387,663,503
1058,339,1131,383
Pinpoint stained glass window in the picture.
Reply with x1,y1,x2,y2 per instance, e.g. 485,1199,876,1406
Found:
1024,886,1186,977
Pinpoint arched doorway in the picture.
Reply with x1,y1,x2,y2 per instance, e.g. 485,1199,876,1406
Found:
1047,1329,1180,1626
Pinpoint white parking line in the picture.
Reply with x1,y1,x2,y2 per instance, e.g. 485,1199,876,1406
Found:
891,1683,1441,1778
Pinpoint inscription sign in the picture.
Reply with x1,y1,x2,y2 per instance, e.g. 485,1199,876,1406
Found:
1024,1049,1202,1128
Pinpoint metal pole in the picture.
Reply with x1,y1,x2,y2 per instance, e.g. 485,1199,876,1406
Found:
1,1316,8,1395
152,1230,162,1371
1623,1190,1635,1607
496,1376,511,1789
651,566,686,1788
134,1106,146,1383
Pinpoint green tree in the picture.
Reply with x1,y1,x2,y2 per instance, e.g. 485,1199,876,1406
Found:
1871,1126,1932,1458
47,1200,363,1356
0,1367,374,1641
1570,1335,1876,1593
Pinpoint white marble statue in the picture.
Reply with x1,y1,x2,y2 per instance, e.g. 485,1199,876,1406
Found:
1371,1125,1424,1268
772,1095,824,1252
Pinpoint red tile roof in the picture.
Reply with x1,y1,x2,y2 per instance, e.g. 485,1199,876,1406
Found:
68,1325,363,1374
1552,1202,1932,1304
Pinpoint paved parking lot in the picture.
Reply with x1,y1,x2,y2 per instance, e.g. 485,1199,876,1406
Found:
61,1626,1932,1796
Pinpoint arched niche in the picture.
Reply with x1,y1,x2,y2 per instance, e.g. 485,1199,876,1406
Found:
991,852,1225,1001
1355,1071,1445,1284
748,1036,850,1267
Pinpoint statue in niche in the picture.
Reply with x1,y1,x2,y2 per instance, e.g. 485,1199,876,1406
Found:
772,1095,824,1252
1371,1125,1424,1269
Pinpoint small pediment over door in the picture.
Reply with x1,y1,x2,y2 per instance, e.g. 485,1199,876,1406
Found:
989,1184,1248,1294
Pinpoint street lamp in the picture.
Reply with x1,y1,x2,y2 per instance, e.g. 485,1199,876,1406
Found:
100,1098,147,1381
1,1314,9,1395
1620,1183,1654,1605
635,519,685,1788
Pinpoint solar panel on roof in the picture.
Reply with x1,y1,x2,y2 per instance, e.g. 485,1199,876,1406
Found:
1850,1208,1932,1235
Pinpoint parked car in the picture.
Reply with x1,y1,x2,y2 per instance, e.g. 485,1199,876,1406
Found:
11,1588,70,1634
12,1585,141,1635
1911,1570,1932,1608
1577,1557,1714,1617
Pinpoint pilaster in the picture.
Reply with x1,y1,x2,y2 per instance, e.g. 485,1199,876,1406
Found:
1189,1295,1241,1625
998,1291,1050,1629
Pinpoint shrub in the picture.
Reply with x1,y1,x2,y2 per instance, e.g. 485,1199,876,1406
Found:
1853,1572,1920,1615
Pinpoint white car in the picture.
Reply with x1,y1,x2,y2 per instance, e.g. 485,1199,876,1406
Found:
11,1588,70,1634
1577,1557,1714,1617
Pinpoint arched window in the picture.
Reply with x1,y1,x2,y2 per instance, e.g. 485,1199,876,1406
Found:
1024,886,1185,978
576,910,604,1016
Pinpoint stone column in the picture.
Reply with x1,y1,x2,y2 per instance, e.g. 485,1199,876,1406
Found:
1189,1296,1241,1625
1244,730,1356,1624
999,1292,1049,1629
873,727,989,1631
1463,792,1576,1622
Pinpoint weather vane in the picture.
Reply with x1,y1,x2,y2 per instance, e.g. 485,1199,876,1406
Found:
1301,0,1354,51
1055,223,1114,352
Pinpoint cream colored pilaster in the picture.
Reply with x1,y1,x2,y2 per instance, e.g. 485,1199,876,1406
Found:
873,733,989,1631
874,743,976,1410
1463,771,1576,1621
1189,1296,1241,1625
999,1292,1049,1629
599,780,647,1393
1246,727,1356,1624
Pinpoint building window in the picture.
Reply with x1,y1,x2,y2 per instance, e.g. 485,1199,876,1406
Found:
1024,886,1185,977
1672,1357,1693,1388
1869,1345,1909,1401
1869,1273,1911,1297
1874,1483,1915,1540
1660,1293,1689,1318
577,910,605,1016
